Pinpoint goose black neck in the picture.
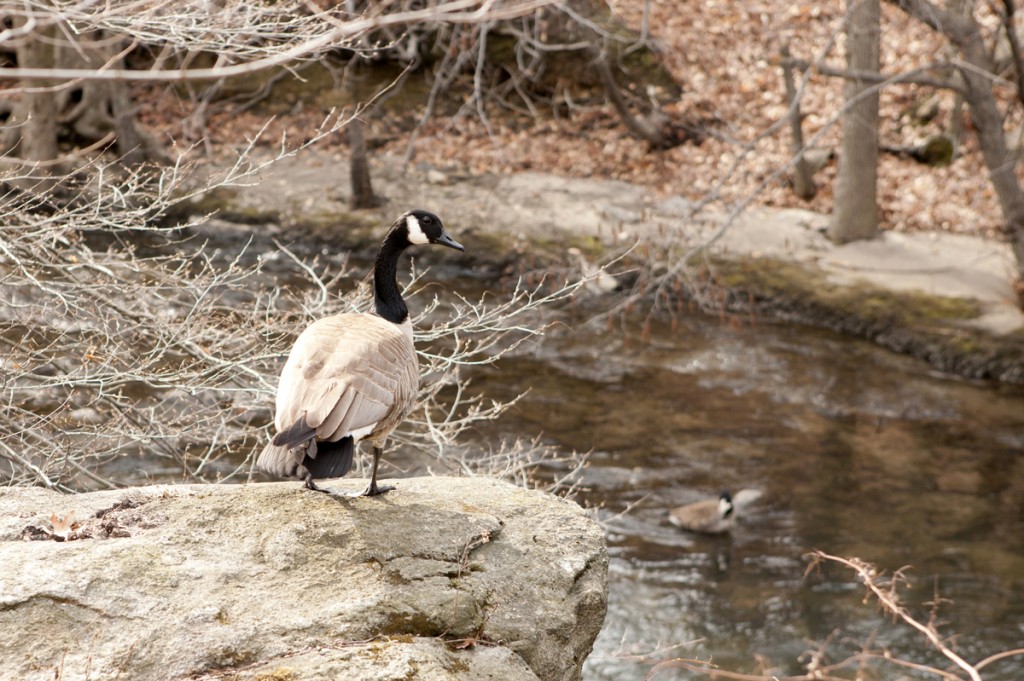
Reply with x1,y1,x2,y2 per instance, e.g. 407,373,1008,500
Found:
373,227,410,324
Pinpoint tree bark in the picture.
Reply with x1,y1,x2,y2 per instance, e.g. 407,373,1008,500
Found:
7,21,60,165
780,44,816,200
3,27,164,177
893,0,1024,303
60,34,163,165
829,0,881,244
594,52,669,149
0,19,61,192
348,116,379,209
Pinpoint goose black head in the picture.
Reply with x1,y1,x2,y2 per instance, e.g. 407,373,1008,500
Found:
718,491,734,519
402,209,464,252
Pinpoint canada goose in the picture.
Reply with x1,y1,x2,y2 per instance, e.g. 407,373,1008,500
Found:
668,491,735,534
256,209,464,496
668,489,763,534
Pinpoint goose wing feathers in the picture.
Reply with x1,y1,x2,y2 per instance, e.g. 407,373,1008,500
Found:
668,498,719,528
668,497,733,534
272,313,418,446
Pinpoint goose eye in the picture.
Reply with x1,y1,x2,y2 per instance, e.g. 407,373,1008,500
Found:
422,216,433,224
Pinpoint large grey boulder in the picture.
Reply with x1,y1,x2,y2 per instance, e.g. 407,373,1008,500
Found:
0,477,607,680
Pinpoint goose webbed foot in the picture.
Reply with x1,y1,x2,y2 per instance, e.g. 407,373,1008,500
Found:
305,474,393,497
350,445,394,497
349,480,394,497
304,476,331,493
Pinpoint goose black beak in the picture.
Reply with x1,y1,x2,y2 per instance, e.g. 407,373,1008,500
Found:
435,230,465,252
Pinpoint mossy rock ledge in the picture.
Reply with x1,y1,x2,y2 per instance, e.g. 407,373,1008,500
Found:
712,257,1024,384
0,477,608,681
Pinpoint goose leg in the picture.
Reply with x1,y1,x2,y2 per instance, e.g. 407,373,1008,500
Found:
351,445,394,497
300,443,331,493
304,474,330,493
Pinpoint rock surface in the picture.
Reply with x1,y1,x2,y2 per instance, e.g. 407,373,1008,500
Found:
210,150,1023,338
0,477,607,681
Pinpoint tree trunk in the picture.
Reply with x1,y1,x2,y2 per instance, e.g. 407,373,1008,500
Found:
0,19,61,192
829,0,881,244
2,27,164,179
348,116,379,209
945,0,971,159
893,0,1024,304
780,44,816,200
594,51,668,149
2,19,60,167
59,34,164,165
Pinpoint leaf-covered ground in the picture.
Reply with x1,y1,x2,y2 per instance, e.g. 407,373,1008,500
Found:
140,1,1020,241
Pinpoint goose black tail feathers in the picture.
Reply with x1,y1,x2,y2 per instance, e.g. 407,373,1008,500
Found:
303,436,355,479
256,435,355,481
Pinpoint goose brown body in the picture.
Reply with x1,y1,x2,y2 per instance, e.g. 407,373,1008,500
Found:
256,209,463,496
668,491,735,534
257,314,418,480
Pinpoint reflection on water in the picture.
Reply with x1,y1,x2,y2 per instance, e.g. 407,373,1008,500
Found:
461,311,1024,680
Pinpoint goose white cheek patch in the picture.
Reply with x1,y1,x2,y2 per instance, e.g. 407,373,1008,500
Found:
406,215,430,244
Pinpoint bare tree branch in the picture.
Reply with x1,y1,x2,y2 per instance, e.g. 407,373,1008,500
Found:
810,551,984,681
779,55,965,93
0,0,556,83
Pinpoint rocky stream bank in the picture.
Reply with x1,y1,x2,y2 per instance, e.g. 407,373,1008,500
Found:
188,150,1024,383
0,478,607,681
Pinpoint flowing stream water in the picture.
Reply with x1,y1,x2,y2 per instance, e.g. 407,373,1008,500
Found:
85,227,1024,680
454,298,1024,680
